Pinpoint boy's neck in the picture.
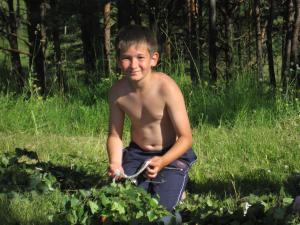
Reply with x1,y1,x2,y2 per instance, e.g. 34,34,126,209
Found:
127,71,154,91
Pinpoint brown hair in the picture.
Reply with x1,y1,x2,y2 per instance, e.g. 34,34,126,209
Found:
116,25,158,57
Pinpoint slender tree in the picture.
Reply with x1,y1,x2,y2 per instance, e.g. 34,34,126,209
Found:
50,0,64,92
281,0,294,90
25,0,47,95
246,0,253,67
236,3,243,70
117,0,132,29
197,0,204,80
209,0,217,82
79,0,101,79
187,0,199,83
220,0,234,81
6,0,25,91
253,0,263,86
290,0,300,88
148,0,159,34
266,0,276,87
104,0,111,75
131,0,142,25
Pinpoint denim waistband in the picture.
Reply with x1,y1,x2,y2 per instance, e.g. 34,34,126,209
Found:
128,141,171,153
127,141,197,167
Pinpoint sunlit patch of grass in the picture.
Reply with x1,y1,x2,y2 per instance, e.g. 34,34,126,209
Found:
0,190,64,225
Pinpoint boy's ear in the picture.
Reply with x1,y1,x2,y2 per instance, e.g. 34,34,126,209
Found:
151,52,159,67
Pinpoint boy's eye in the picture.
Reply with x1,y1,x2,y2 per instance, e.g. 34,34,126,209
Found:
138,56,145,59
121,56,130,60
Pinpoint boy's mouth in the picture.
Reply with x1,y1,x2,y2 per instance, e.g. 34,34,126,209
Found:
129,71,140,75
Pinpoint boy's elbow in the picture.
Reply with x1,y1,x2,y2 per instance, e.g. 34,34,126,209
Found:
182,133,193,148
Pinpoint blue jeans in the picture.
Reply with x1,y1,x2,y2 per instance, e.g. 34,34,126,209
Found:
122,142,197,211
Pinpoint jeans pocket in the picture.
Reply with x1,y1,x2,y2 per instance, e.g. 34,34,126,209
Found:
164,159,189,174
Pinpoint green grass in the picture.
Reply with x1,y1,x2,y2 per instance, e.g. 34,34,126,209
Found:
0,75,300,224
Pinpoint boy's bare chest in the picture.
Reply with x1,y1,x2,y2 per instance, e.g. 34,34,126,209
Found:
118,93,166,122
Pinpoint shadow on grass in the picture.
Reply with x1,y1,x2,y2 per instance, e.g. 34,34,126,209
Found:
187,169,300,198
185,171,300,225
0,148,108,194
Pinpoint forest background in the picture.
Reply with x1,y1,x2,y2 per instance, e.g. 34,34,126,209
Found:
0,0,300,224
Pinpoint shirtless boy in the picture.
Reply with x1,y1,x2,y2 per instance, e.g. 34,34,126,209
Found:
107,25,197,212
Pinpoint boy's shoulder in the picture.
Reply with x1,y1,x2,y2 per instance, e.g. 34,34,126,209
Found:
109,77,128,92
108,78,128,102
154,72,181,93
153,72,178,86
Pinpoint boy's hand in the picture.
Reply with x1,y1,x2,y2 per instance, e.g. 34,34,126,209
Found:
146,156,164,179
108,164,124,179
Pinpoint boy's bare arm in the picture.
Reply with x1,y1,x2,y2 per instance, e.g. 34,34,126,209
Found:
107,89,125,177
146,76,192,178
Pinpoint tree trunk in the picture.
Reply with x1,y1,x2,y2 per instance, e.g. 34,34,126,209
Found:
79,0,100,79
104,1,111,75
291,0,300,88
132,0,142,25
253,0,263,86
16,0,20,20
117,0,132,29
7,0,25,91
187,0,199,83
25,0,47,96
223,0,234,81
209,0,217,82
148,0,158,33
50,0,64,92
246,0,252,68
281,0,294,90
198,0,204,81
236,5,243,70
266,0,276,87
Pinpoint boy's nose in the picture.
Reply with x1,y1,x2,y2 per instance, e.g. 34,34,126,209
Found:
130,58,138,68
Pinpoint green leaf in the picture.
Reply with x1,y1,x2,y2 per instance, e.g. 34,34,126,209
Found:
88,200,99,214
77,205,85,219
79,189,91,198
136,211,143,219
70,197,80,208
147,210,157,221
66,210,78,224
80,212,89,224
100,193,110,206
283,197,293,206
149,198,159,208
111,201,125,214
207,198,213,207
1,155,9,167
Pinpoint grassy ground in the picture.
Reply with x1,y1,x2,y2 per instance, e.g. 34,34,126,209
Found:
0,76,300,224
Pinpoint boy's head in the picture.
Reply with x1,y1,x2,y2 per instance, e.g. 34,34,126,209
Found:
116,25,158,57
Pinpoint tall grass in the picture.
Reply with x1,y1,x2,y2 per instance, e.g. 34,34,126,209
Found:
0,94,109,135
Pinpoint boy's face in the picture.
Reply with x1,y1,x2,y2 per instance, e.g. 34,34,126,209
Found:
118,43,159,82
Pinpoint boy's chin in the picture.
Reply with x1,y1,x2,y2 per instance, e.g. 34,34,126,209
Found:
126,75,143,81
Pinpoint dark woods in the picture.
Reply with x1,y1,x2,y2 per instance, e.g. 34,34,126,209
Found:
0,0,299,96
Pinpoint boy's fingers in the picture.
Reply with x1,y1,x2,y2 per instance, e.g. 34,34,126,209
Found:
146,171,157,179
146,167,158,178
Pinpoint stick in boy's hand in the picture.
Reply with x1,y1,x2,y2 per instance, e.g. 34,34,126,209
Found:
112,160,152,183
